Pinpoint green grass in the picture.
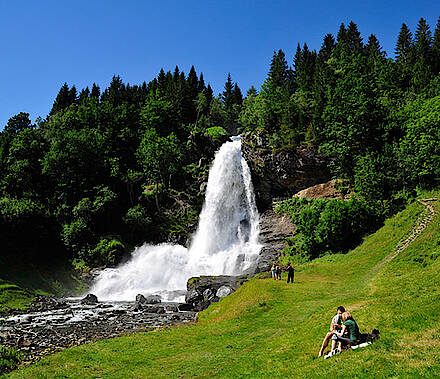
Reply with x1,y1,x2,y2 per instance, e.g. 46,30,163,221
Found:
6,192,440,378
0,252,86,305
0,280,34,314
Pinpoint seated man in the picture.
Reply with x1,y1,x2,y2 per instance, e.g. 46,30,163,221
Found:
318,306,345,357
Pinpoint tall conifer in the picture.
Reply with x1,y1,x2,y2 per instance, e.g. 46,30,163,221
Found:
187,65,199,102
346,21,363,54
267,50,289,88
336,23,347,44
433,16,440,74
395,23,414,64
50,83,73,115
222,73,235,110
90,83,101,99
366,34,386,62
318,34,336,62
232,83,243,106
415,18,432,58
198,73,206,92
79,87,90,103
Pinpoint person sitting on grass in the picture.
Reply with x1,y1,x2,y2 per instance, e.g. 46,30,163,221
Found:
318,306,345,357
333,311,361,348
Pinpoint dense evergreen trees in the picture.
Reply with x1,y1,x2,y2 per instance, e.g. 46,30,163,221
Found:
1,17,439,269
240,17,440,205
0,65,241,268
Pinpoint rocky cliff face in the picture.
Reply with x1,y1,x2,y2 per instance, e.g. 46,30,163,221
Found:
255,209,296,273
241,134,331,211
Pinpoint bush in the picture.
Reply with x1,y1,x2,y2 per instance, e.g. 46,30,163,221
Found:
205,127,228,143
276,196,382,260
0,346,22,374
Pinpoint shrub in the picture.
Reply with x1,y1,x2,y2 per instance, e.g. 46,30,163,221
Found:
0,346,22,375
276,196,382,260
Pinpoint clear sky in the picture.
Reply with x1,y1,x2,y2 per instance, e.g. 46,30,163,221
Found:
1,0,439,129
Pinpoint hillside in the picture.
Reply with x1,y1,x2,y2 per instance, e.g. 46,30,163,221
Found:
7,190,440,378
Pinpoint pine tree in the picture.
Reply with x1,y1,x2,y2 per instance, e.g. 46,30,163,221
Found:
232,83,243,106
318,33,336,62
222,73,235,110
395,23,414,64
366,34,386,62
102,76,125,106
296,43,316,92
293,43,302,73
336,23,347,44
173,66,180,82
187,65,199,102
90,83,101,99
198,73,206,92
346,21,363,54
433,16,440,74
413,18,433,91
246,86,257,97
157,68,167,94
50,83,73,115
205,84,214,107
267,49,289,88
414,17,432,62
79,87,90,103
69,86,78,105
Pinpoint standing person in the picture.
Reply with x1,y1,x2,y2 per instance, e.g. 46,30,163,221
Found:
286,263,295,283
318,306,345,357
271,264,276,280
276,265,282,280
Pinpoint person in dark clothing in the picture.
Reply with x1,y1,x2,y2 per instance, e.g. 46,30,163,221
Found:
286,264,295,283
276,266,282,280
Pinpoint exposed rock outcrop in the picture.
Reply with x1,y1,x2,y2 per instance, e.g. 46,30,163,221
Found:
185,275,249,311
293,179,348,200
241,134,331,211
255,209,296,273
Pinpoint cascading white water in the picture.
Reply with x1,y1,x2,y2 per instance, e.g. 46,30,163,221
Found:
90,137,261,301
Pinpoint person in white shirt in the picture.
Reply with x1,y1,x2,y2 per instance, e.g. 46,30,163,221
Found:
318,306,345,357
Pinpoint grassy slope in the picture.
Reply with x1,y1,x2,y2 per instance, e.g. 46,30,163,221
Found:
7,192,440,378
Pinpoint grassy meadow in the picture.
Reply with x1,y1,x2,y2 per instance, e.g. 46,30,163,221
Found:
6,192,440,378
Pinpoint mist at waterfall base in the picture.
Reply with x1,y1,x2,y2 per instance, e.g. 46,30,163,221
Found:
90,137,262,302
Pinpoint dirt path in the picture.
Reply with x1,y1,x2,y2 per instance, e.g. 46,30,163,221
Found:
374,198,438,271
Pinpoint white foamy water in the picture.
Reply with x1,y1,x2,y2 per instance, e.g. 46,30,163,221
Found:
90,137,261,301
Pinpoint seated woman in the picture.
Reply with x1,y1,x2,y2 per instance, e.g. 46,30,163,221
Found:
333,311,361,347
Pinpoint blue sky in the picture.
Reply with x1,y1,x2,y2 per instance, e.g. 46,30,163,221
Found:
1,0,439,129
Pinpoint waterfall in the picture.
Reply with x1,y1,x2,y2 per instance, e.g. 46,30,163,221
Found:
90,137,261,301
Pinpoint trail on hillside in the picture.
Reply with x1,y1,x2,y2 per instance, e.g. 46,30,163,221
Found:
373,198,438,272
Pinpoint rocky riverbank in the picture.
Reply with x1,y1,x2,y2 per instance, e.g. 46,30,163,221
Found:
0,295,196,368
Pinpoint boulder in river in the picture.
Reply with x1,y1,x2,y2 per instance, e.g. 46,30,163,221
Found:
135,294,147,304
145,295,161,304
81,294,98,305
135,294,161,305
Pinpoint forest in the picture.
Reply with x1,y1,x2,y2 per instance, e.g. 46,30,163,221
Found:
0,17,439,271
